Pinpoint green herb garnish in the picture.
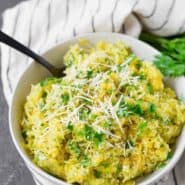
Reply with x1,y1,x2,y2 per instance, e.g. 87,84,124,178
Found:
79,107,90,120
86,70,93,79
167,151,173,160
93,170,102,178
61,93,70,105
22,131,27,139
148,103,156,113
129,102,144,116
138,122,148,134
117,99,144,118
116,163,123,174
140,32,185,77
39,77,60,86
84,125,104,146
147,83,154,94
67,121,73,131
68,141,81,157
81,155,91,167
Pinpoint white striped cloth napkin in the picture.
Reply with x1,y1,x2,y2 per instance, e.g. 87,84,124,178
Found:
1,0,185,105
1,0,185,184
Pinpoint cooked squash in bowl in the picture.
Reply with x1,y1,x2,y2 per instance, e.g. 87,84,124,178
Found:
20,40,185,185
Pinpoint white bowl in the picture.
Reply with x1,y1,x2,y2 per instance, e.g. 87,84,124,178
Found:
9,33,185,185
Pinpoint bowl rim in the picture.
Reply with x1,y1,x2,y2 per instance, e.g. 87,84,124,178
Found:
9,32,185,185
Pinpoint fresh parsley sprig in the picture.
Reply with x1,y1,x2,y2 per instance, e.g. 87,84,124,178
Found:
140,32,185,77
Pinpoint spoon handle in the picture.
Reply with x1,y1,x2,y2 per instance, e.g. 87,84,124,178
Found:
0,30,56,73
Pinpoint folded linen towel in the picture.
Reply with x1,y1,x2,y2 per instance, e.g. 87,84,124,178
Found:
1,0,185,105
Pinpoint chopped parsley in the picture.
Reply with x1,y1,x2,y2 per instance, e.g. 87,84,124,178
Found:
93,170,102,178
39,77,60,86
79,107,90,120
139,72,146,80
140,32,185,77
94,132,104,146
129,102,144,116
167,151,173,160
148,103,156,113
103,120,112,129
22,131,27,139
135,61,142,69
67,121,73,131
84,125,104,146
84,125,95,140
117,99,144,118
147,83,154,94
42,91,47,98
81,155,91,167
116,163,123,174
138,122,148,134
61,93,70,105
86,70,93,79
68,141,81,157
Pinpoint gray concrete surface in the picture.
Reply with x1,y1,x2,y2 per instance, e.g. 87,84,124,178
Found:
0,1,35,185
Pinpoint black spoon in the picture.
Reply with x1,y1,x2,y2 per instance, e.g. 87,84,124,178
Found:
0,30,65,77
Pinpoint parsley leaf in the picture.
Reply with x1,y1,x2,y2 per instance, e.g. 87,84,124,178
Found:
140,32,185,77
167,151,173,160
84,125,104,146
93,170,102,178
61,93,70,105
138,122,148,134
148,103,156,113
81,155,91,167
79,107,90,120
68,141,81,157
86,70,93,79
116,99,144,118
129,103,144,116
67,121,73,131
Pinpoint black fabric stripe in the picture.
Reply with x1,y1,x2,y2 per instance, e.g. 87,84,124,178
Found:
121,24,125,33
141,0,158,18
73,27,77,36
111,0,120,32
64,0,70,28
26,0,40,63
27,0,40,48
172,169,178,185
121,0,138,33
91,0,101,32
38,0,51,53
81,0,87,19
131,0,139,11
6,6,21,93
56,0,70,43
178,17,185,33
46,1,52,35
148,0,176,31
73,0,87,36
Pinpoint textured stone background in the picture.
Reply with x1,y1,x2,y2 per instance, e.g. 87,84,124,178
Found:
0,1,35,185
